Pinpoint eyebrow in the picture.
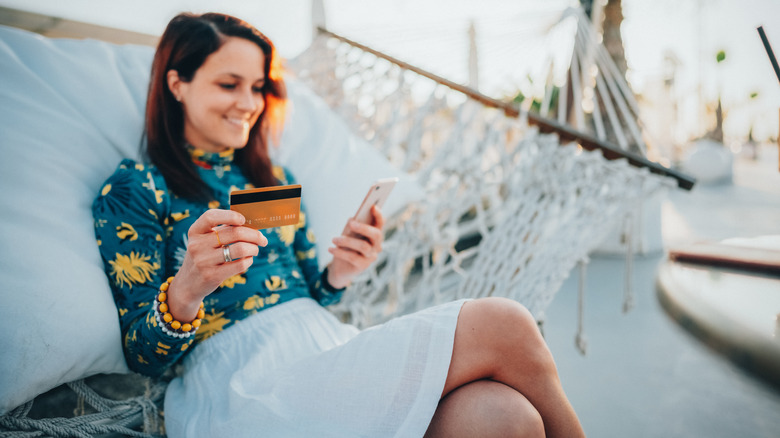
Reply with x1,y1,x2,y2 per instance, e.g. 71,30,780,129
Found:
220,73,266,83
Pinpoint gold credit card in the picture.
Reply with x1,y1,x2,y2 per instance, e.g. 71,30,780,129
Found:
229,184,301,230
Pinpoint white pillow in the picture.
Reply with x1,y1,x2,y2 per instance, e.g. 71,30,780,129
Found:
272,78,424,268
0,25,423,413
0,25,150,413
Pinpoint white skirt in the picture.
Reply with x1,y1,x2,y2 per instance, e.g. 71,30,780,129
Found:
164,297,467,438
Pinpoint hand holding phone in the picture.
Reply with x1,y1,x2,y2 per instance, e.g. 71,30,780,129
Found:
342,177,397,237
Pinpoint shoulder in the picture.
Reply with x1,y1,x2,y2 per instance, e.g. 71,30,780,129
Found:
93,159,169,217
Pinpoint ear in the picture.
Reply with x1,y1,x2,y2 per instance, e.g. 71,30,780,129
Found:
166,70,183,101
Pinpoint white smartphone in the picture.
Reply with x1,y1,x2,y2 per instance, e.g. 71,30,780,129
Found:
343,177,398,236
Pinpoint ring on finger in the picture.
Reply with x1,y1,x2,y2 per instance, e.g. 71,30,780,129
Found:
222,245,232,263
214,229,223,247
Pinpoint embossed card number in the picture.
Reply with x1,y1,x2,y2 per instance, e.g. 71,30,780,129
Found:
229,184,301,230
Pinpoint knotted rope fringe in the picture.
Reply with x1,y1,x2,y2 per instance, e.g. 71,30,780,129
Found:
576,257,589,355
0,378,166,438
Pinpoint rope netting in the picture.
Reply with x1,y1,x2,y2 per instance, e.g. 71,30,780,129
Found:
288,32,673,329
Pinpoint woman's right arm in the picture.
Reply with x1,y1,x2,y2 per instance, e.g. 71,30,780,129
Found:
93,161,190,377
93,161,267,377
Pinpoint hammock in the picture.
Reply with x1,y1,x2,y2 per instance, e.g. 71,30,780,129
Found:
289,29,676,331
1,9,690,437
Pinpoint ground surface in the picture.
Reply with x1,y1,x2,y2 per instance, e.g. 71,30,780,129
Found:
544,145,780,437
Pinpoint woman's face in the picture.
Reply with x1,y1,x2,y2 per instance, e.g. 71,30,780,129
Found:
169,37,267,152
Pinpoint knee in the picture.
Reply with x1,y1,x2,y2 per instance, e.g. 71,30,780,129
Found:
467,297,540,344
427,380,546,438
492,387,546,438
466,297,556,374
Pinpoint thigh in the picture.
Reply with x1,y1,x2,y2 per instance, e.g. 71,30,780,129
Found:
424,380,545,438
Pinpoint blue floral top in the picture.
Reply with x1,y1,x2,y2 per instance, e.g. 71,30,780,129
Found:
92,148,343,377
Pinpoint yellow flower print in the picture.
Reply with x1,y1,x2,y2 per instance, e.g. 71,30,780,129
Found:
296,248,316,261
267,250,279,264
220,274,246,289
295,212,306,230
137,354,149,365
244,295,264,311
134,163,145,171
243,183,255,190
196,310,231,341
101,184,111,196
116,223,138,242
155,342,171,356
148,209,158,219
142,179,164,204
278,225,295,245
108,251,160,289
171,210,191,222
265,276,287,291
243,294,281,311
272,166,286,182
124,330,138,348
208,200,220,209
119,308,128,316
291,270,301,279
306,230,316,244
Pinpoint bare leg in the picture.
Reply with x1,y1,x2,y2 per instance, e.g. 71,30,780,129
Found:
424,380,545,438
440,297,585,438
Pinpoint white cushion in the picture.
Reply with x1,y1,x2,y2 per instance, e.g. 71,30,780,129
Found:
0,25,148,414
0,25,423,413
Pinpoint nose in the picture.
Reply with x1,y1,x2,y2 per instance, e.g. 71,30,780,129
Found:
236,88,263,113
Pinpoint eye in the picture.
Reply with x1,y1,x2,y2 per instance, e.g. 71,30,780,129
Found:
219,83,237,90
252,86,265,94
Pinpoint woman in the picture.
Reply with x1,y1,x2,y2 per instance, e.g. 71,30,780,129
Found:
93,12,584,438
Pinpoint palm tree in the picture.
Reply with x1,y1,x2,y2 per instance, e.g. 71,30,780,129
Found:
580,0,629,78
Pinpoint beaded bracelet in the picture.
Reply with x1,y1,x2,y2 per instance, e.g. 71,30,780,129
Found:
153,276,205,339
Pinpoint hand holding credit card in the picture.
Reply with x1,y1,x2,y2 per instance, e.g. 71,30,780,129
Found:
230,184,301,230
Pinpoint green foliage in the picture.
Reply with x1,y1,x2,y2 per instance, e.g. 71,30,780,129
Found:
716,50,726,63
511,85,560,114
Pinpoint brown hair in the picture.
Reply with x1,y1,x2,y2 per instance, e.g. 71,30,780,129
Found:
145,12,287,201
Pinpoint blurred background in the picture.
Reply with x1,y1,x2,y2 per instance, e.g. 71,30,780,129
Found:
1,1,779,436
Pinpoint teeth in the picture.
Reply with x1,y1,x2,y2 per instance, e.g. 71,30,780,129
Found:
226,117,248,127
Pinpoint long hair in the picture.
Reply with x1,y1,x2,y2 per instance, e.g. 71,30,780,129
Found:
145,12,287,201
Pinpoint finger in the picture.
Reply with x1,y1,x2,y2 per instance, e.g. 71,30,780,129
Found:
189,209,246,236
332,235,374,257
328,246,363,269
211,256,255,283
211,225,268,248
370,205,385,230
344,219,383,247
224,242,260,262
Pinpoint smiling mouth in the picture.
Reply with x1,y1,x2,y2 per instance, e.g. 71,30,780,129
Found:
225,117,250,128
